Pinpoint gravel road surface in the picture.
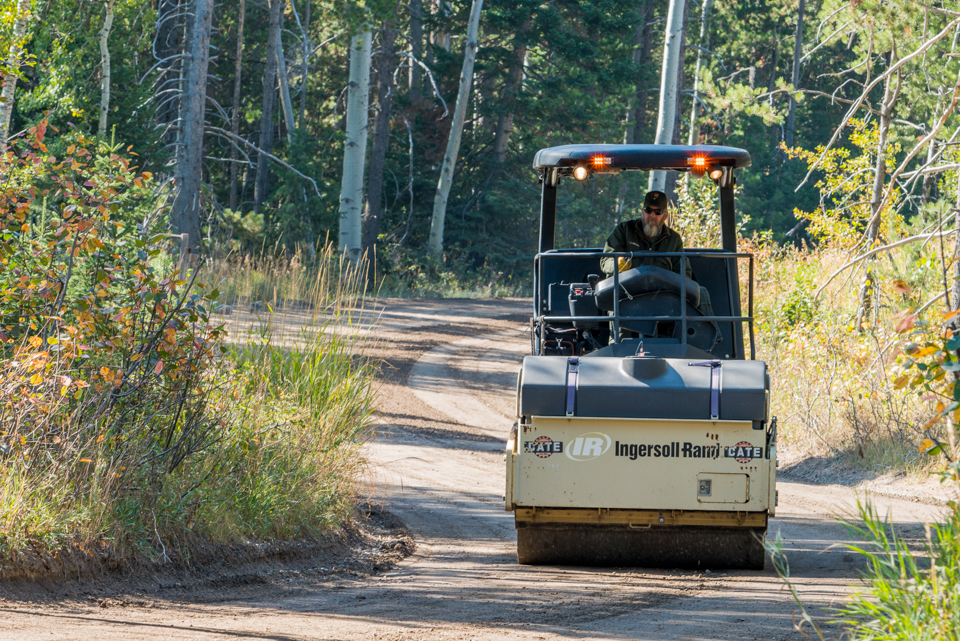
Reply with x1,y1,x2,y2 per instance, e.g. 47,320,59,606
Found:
0,298,948,640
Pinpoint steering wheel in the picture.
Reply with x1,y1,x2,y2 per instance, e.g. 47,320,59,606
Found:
594,265,701,311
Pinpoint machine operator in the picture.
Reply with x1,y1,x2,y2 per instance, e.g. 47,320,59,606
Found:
599,190,691,279
599,190,714,322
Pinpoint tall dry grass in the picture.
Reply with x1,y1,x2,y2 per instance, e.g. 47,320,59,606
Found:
0,245,376,568
749,240,941,470
669,181,941,472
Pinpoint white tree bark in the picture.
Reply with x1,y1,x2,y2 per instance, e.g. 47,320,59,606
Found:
687,0,713,146
296,0,311,125
338,30,372,261
276,31,296,144
649,0,686,191
97,0,116,138
428,0,484,256
0,0,32,146
172,0,214,256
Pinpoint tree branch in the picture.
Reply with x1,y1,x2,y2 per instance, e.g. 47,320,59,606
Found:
796,17,960,192
815,229,959,299
862,68,960,238
206,126,321,197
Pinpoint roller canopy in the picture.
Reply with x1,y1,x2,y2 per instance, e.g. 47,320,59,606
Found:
533,144,751,172
534,143,749,253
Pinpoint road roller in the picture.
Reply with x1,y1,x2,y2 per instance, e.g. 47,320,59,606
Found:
504,144,776,569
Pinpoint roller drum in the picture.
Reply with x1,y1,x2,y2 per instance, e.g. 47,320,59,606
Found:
516,524,766,570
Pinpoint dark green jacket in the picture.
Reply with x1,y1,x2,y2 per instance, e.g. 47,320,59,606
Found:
599,221,691,278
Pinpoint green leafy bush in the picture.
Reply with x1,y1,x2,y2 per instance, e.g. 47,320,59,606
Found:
0,122,375,566
838,501,960,641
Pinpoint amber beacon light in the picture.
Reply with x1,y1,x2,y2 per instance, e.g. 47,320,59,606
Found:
687,154,710,179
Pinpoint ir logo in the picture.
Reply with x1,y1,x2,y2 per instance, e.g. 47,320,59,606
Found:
565,432,612,461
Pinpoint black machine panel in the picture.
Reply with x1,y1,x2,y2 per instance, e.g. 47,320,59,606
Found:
686,252,743,360
534,249,745,360
536,250,602,317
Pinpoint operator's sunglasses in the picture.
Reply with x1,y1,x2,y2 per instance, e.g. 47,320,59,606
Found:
643,207,665,215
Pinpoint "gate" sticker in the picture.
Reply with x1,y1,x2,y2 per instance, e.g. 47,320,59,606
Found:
724,441,763,463
524,436,563,458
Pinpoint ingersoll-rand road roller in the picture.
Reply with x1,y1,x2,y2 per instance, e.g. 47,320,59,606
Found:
504,144,776,569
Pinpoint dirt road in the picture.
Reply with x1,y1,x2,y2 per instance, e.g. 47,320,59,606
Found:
0,299,950,640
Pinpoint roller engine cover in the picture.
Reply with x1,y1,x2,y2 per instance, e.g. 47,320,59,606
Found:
519,355,767,421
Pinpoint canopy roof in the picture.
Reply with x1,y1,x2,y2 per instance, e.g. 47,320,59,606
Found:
532,144,751,172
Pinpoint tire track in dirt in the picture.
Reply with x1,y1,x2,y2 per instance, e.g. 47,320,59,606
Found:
0,298,949,641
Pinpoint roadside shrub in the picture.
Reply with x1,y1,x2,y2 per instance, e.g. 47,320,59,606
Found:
839,500,960,640
768,497,960,641
0,122,224,551
0,123,375,566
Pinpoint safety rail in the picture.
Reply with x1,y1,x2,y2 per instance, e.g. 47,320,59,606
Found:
534,249,755,359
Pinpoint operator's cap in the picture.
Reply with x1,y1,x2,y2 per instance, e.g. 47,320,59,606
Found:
644,191,668,210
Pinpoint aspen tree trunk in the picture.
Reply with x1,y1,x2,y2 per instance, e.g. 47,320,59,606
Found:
857,63,899,330
953,178,960,310
254,0,283,212
949,179,960,464
363,7,399,257
0,0,31,146
299,0,311,125
172,0,214,256
338,30,372,261
784,0,805,147
671,10,686,147
229,0,246,212
428,0,484,256
275,6,295,143
687,0,713,146
664,3,687,200
409,0,423,103
650,0,686,192
97,0,115,138
277,39,297,143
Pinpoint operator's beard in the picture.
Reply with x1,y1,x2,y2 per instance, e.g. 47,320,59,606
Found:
642,221,662,239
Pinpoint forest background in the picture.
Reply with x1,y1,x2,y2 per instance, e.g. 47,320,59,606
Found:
2,0,842,289
5,0,960,635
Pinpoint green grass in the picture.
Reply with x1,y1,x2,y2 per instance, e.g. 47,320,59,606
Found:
769,494,960,641
837,499,960,640
0,248,377,571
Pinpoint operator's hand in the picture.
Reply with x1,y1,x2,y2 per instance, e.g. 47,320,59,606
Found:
617,257,631,273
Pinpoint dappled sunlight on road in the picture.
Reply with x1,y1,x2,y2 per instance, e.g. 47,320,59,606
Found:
0,298,946,641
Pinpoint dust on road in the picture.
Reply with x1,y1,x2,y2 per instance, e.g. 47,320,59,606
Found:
0,298,949,640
